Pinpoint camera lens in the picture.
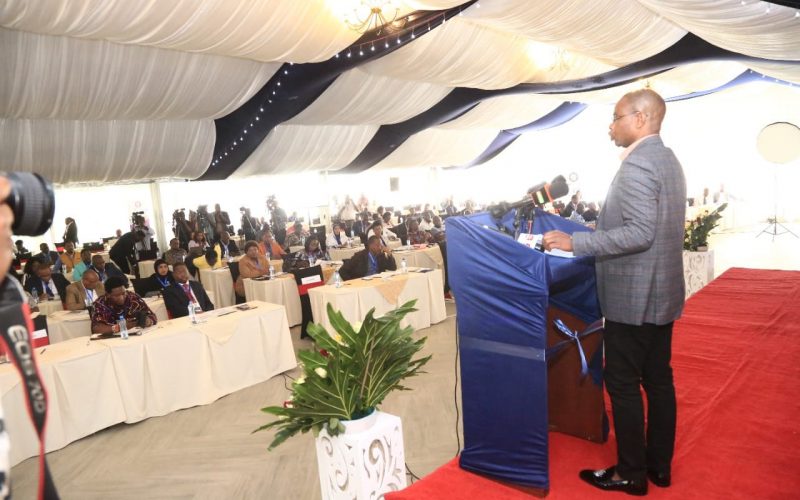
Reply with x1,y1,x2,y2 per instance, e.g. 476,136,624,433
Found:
3,172,55,236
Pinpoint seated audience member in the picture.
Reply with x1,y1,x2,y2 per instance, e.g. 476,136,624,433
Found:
163,238,188,265
326,223,351,248
89,254,129,287
381,212,395,229
283,222,309,250
162,262,215,318
24,263,71,302
582,202,599,222
407,219,432,245
351,213,371,243
54,241,81,274
560,195,579,218
109,229,145,274
235,241,270,296
187,231,211,258
64,269,105,310
71,249,94,280
146,259,175,292
339,236,397,281
569,202,586,223
21,257,43,288
369,222,397,248
35,243,60,267
283,236,330,273
91,276,157,333
215,231,240,262
258,230,287,260
192,247,222,271
419,213,434,232
14,239,30,259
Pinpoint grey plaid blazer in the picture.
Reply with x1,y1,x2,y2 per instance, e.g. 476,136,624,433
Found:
573,136,687,325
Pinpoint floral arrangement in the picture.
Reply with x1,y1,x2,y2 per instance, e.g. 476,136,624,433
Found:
684,203,727,251
254,300,430,449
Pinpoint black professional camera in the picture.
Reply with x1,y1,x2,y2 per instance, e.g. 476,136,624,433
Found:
2,172,55,236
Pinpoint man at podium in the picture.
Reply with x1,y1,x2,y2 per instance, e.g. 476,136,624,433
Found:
544,89,686,495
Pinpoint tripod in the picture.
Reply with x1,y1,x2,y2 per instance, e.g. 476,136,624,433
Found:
756,170,798,241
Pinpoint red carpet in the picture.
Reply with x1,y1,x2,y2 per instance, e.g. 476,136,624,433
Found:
388,268,800,499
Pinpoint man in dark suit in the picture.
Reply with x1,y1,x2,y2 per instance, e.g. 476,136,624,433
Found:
34,243,60,267
24,264,70,302
63,217,78,245
90,254,129,287
544,89,686,495
339,236,397,281
162,262,214,318
109,230,145,274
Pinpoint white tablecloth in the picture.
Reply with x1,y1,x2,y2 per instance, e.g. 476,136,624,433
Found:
46,297,168,343
138,259,156,277
35,299,63,316
393,246,445,280
243,275,302,327
199,267,236,308
1,301,296,466
308,269,446,334
328,246,362,261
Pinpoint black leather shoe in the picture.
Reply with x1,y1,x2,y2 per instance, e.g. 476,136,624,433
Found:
579,466,648,496
647,470,671,487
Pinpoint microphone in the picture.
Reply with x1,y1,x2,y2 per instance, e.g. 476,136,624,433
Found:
527,175,569,207
488,175,570,218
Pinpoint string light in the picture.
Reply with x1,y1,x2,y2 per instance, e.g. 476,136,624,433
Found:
213,9,455,169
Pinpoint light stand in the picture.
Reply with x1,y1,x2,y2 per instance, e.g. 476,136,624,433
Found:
755,122,800,241
756,168,798,241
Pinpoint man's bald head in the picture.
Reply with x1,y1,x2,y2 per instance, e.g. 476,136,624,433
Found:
622,89,666,134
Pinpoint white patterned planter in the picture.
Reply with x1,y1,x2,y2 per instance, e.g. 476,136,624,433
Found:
683,250,715,299
315,411,406,500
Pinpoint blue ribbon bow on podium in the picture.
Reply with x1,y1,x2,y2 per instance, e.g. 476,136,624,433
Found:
547,318,604,377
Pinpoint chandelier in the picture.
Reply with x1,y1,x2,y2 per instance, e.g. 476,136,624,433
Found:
345,0,406,35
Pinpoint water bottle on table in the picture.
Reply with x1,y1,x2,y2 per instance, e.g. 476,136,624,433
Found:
118,314,129,340
188,303,198,324
333,270,343,288
269,265,275,279
401,257,408,274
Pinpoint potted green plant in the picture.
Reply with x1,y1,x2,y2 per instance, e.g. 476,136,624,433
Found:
254,300,430,499
684,203,727,252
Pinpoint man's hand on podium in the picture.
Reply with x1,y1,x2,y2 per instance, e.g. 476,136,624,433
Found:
543,231,573,252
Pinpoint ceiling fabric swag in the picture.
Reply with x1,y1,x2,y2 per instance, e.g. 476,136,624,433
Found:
0,0,360,63
232,124,380,177
436,94,563,131
287,68,452,126
636,0,800,61
360,17,617,89
372,127,499,169
0,28,278,120
461,0,686,67
0,118,214,184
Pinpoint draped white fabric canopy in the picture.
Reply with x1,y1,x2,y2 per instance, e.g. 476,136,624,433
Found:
1,0,799,183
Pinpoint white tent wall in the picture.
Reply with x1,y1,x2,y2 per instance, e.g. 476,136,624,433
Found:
442,81,800,227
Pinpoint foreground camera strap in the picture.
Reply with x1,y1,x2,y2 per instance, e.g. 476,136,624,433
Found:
0,299,59,499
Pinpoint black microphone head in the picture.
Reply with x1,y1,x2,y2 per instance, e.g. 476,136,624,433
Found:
548,175,569,200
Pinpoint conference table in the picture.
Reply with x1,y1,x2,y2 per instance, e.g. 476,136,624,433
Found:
34,299,64,316
45,297,169,343
392,245,445,281
138,259,157,277
308,269,446,334
328,240,401,261
242,264,338,327
199,266,237,308
1,301,296,467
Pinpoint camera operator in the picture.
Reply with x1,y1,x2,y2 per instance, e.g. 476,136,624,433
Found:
240,207,259,243
172,209,193,250
196,205,214,243
267,196,288,246
131,212,156,257
109,229,145,275
0,172,60,498
211,204,231,234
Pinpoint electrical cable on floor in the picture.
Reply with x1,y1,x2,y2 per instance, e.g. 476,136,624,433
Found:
405,463,420,484
281,373,294,391
454,317,461,458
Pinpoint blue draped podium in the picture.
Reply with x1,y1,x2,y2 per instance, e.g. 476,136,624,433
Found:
448,208,604,490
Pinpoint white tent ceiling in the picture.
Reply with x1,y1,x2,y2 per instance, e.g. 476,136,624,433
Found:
1,0,799,184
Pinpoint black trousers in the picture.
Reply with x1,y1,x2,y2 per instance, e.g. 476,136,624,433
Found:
603,320,676,481
299,294,313,339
